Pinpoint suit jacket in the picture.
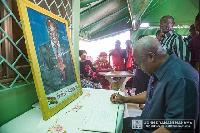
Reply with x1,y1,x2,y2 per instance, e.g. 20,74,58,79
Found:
39,41,76,95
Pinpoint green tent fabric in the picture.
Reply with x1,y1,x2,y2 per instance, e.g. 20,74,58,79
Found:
80,0,198,41
130,0,198,43
141,0,198,26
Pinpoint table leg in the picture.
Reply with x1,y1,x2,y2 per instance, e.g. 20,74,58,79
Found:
116,77,126,91
117,77,132,92
105,77,132,91
105,77,119,91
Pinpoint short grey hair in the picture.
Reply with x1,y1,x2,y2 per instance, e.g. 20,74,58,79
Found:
133,36,164,60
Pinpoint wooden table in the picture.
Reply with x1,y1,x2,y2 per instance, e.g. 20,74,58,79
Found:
99,71,134,91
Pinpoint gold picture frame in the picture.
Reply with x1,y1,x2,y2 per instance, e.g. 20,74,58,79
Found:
17,0,82,120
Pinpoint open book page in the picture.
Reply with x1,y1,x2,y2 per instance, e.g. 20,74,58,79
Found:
79,98,119,133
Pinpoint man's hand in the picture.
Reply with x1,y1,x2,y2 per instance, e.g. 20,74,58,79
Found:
111,91,147,104
110,93,125,104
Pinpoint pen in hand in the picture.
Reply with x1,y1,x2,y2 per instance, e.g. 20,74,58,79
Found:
110,92,125,104
114,92,119,99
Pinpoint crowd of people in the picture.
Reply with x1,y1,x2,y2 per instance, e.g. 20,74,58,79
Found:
80,13,199,133
79,39,134,90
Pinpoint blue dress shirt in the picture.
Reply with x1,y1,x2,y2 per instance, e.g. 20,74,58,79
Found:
136,53,199,133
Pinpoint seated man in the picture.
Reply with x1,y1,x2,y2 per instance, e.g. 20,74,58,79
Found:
110,36,199,133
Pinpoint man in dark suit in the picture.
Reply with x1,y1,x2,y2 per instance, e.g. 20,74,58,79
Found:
39,18,76,95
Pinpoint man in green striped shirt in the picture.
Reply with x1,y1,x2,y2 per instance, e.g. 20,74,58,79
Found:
160,15,190,62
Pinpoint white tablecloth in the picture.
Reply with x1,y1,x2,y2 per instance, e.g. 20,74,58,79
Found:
0,88,124,133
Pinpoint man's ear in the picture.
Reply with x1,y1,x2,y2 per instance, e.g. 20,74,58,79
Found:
147,52,156,62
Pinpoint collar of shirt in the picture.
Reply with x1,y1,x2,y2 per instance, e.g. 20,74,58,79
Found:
153,53,178,81
51,41,60,48
163,30,175,38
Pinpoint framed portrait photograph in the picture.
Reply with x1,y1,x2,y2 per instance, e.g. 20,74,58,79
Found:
17,0,82,120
